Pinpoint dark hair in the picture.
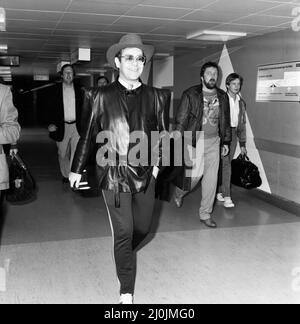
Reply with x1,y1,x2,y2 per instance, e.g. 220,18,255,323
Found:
200,61,219,78
60,64,75,76
97,76,109,84
226,73,244,89
115,50,123,61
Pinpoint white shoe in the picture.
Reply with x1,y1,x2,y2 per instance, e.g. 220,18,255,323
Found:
119,293,133,304
224,197,235,208
216,193,225,202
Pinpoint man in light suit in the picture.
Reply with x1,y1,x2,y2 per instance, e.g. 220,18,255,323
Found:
46,64,84,184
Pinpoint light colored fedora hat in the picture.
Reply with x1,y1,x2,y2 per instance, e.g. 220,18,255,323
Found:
106,33,154,69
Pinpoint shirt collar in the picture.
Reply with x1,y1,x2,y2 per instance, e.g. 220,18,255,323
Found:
117,79,142,96
118,77,141,90
228,92,240,102
63,82,74,90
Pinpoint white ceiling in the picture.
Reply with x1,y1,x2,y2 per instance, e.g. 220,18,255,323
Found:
0,0,299,77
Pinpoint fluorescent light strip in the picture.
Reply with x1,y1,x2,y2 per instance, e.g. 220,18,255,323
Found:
154,53,170,57
0,8,6,31
0,44,7,51
187,30,247,40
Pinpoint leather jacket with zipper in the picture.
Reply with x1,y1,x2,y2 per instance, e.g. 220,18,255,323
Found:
175,84,231,146
71,81,170,206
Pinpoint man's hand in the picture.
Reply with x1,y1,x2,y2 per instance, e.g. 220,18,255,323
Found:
48,124,58,132
9,148,18,156
221,145,229,157
240,147,247,156
69,172,82,189
152,166,159,179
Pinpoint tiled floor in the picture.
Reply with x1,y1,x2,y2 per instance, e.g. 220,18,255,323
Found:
0,128,300,304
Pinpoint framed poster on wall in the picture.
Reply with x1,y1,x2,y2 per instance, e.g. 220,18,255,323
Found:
256,61,300,102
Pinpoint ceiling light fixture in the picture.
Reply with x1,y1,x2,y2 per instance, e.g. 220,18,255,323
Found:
0,44,8,52
0,8,6,31
86,68,107,73
154,53,170,57
187,30,247,42
154,53,171,60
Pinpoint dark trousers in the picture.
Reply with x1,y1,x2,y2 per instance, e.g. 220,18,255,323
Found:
102,179,156,295
0,191,4,211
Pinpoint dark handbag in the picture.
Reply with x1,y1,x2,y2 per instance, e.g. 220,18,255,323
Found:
231,154,262,189
6,153,37,204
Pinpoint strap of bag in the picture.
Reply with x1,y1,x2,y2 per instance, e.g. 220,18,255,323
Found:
11,152,27,170
237,153,250,161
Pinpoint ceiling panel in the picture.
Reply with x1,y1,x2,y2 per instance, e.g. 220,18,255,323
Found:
124,5,193,19
168,38,220,46
0,0,297,77
232,14,293,26
52,31,108,41
0,33,48,40
103,23,160,33
92,33,127,42
141,0,217,9
151,21,219,35
67,0,134,15
60,13,119,25
261,3,300,16
0,0,70,11
272,0,300,3
113,16,170,29
91,0,144,4
205,0,280,14
7,19,58,29
253,22,291,35
3,27,53,35
182,9,251,22
5,9,63,21
55,22,109,32
142,34,180,41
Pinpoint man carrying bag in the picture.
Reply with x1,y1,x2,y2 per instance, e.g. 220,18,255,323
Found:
0,83,21,210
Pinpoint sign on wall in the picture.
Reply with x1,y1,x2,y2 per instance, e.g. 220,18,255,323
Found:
256,61,300,102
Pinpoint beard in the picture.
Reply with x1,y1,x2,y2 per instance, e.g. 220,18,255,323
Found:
203,79,217,90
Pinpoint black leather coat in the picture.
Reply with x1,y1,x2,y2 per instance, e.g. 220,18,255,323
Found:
71,81,170,206
175,84,231,146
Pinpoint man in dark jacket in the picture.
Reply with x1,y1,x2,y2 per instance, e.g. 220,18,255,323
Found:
47,64,84,183
69,34,170,304
173,62,231,228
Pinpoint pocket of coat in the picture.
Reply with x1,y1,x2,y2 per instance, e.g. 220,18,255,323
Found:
0,153,9,184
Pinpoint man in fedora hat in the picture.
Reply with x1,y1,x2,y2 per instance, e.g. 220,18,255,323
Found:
69,33,171,304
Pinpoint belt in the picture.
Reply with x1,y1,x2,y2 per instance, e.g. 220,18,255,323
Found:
64,120,76,124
